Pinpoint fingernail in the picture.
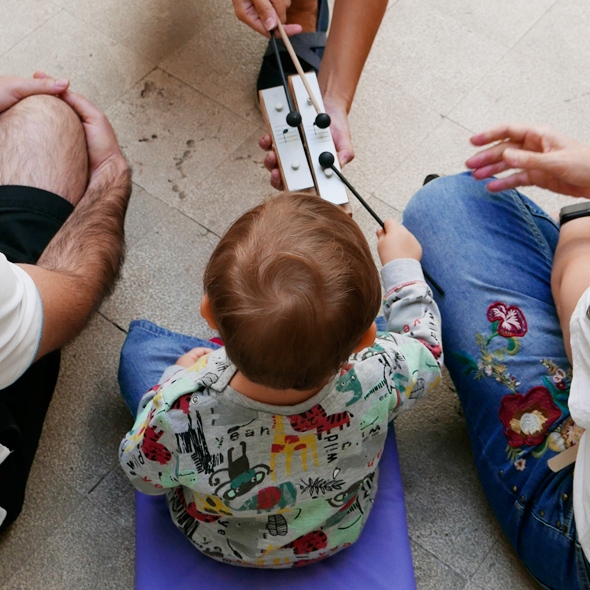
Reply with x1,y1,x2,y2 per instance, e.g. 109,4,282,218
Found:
264,17,275,31
55,79,69,89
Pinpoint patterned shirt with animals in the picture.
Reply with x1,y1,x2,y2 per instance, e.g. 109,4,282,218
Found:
120,259,443,568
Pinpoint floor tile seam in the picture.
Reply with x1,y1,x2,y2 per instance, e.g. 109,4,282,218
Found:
0,471,87,589
367,114,447,198
124,172,221,239
411,0,557,52
59,7,181,65
359,69,444,120
86,464,137,533
0,6,64,61
444,4,568,126
371,194,403,219
409,537,469,587
156,66,265,129
466,536,501,586
102,65,159,115
389,0,515,53
95,311,129,335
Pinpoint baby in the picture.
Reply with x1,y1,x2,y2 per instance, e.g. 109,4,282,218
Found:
119,191,442,568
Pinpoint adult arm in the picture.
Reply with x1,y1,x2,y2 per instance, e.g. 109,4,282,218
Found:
18,90,131,360
317,0,388,166
465,123,590,359
551,217,590,362
260,0,389,188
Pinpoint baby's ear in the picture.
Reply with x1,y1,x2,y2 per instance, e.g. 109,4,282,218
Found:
200,294,218,330
353,322,377,353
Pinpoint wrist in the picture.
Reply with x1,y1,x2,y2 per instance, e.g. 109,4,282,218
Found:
559,201,590,226
87,157,131,192
558,214,590,239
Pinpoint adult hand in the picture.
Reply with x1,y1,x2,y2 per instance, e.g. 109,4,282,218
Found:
466,123,590,198
0,75,70,114
232,0,302,36
258,99,354,190
376,218,422,266
32,72,127,180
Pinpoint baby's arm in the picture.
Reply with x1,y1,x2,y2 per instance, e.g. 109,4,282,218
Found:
119,392,179,495
375,219,443,417
377,218,442,360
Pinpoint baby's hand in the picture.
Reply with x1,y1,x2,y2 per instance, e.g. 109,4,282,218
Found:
176,347,214,368
377,218,422,265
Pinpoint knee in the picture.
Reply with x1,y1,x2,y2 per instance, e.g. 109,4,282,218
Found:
0,94,89,205
7,94,85,146
403,172,490,232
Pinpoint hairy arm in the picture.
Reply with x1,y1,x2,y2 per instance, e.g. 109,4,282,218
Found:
18,88,131,359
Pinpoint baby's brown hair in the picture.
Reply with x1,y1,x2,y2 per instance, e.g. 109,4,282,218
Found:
204,192,382,390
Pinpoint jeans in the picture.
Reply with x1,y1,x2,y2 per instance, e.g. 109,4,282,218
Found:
403,172,590,589
118,320,221,416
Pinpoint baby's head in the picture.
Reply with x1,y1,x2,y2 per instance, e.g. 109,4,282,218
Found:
203,192,381,391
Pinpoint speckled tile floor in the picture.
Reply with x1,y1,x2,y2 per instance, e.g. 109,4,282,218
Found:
1,0,588,587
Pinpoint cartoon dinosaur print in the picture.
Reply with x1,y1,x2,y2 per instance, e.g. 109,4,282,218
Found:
285,530,328,555
270,415,319,480
336,363,364,407
237,482,297,511
141,425,172,465
288,404,352,439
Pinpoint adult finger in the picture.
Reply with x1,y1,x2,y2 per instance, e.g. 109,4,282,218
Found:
502,147,551,171
258,133,273,151
470,123,533,147
470,160,511,180
465,141,521,170
270,168,284,190
59,89,107,125
233,0,279,34
6,76,69,101
263,149,278,173
485,171,532,193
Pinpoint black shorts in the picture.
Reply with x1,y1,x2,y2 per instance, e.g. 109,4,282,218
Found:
0,185,73,531
0,185,74,265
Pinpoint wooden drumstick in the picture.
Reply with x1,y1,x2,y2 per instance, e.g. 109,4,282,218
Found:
275,21,331,129
269,32,302,127
318,152,445,296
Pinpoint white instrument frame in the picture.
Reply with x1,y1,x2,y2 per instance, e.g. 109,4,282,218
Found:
258,72,349,207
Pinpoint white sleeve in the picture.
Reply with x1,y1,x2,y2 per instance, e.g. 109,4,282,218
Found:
0,254,43,389
568,286,590,429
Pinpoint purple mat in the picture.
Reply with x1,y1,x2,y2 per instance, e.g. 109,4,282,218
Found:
135,431,416,589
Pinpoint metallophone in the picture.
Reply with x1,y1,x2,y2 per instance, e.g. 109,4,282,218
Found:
258,23,444,296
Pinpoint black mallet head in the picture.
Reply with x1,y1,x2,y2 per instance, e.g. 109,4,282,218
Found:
319,151,335,168
286,110,302,127
314,113,331,129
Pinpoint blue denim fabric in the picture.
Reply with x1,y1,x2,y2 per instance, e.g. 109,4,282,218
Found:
118,320,221,415
403,172,590,589
119,317,390,417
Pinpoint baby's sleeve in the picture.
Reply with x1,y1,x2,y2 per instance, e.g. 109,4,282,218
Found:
381,258,443,367
119,388,179,495
379,258,443,418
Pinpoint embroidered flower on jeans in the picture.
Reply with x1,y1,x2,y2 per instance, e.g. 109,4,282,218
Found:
487,302,528,338
499,386,561,447
514,458,526,471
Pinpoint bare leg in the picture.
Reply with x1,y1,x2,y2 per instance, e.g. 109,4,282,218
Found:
0,94,88,206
